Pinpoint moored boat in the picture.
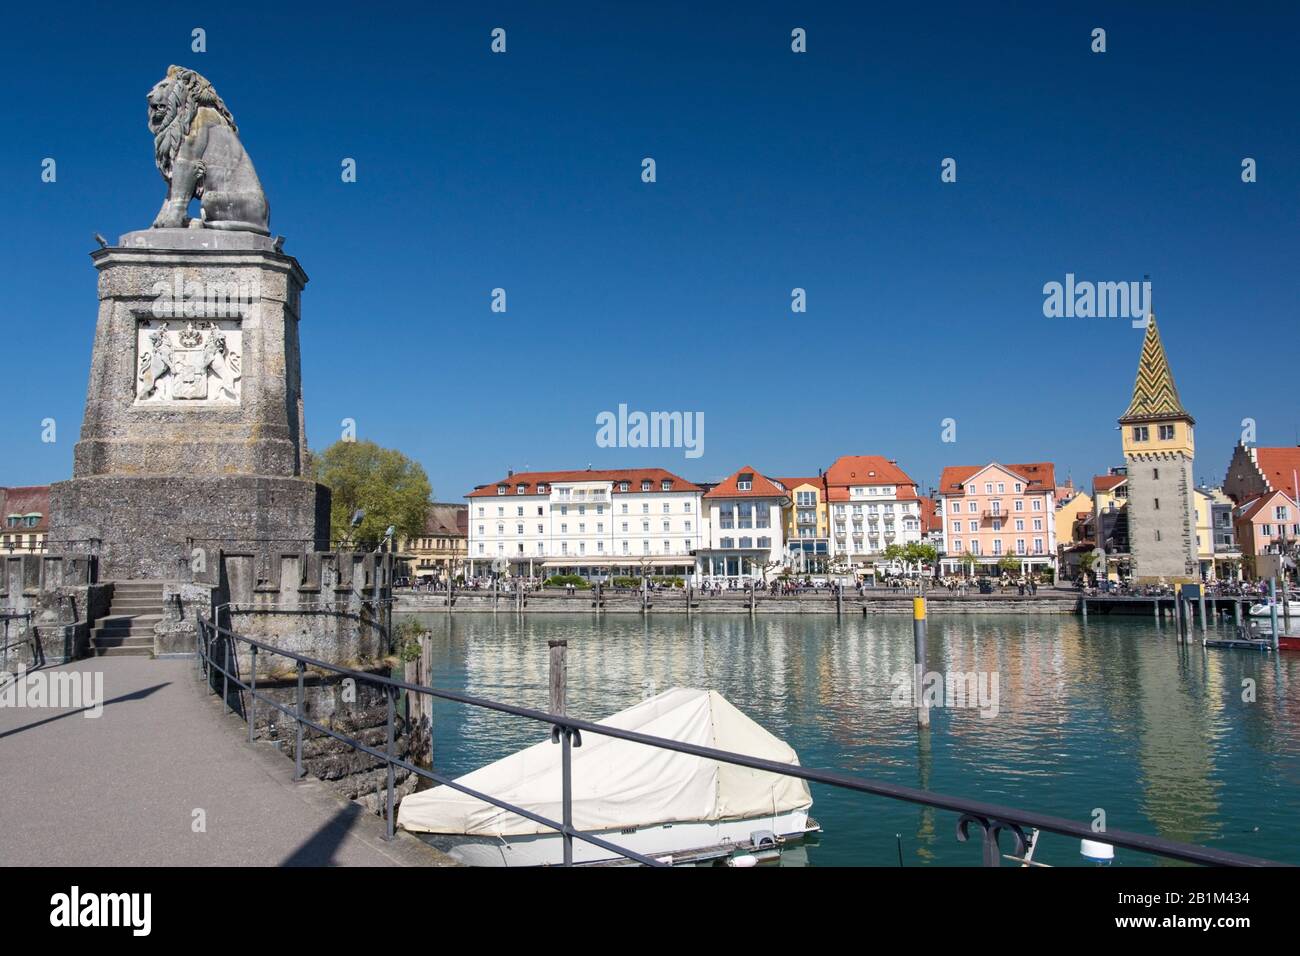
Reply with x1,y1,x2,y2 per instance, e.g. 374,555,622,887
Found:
396,687,818,866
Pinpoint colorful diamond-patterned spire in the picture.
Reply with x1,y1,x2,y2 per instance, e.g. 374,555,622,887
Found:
1120,312,1193,423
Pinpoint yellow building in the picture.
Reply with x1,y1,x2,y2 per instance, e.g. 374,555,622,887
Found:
1055,489,1093,547
778,477,830,573
1,486,50,554
398,503,468,583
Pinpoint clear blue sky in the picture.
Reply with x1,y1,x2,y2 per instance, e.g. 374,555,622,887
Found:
1,2,1296,499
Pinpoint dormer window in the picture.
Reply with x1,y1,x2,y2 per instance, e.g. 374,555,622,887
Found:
496,485,506,496
619,481,630,492
641,480,652,492
661,480,672,491
737,473,753,491
516,484,527,494
537,484,547,494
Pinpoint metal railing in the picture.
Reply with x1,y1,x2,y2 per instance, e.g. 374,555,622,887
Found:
1,611,35,671
194,613,1283,868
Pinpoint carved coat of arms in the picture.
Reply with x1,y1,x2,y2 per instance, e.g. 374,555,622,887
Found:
137,320,241,404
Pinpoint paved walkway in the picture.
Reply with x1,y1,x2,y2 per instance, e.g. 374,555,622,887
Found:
0,656,453,866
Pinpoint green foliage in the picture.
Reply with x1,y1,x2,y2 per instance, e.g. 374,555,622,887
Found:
903,542,938,564
997,555,1022,573
393,617,425,663
311,439,432,548
544,574,591,589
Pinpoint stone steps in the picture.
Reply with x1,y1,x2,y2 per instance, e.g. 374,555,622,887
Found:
90,581,172,659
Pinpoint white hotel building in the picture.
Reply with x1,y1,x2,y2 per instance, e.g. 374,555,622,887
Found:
823,455,925,566
697,466,789,585
465,468,703,581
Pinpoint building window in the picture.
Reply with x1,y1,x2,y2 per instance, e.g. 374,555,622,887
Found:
1159,424,1175,440
661,480,671,491
1133,426,1149,442
1152,468,1159,480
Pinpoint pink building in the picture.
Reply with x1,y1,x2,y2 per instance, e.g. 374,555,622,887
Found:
1233,490,1300,580
937,462,1058,574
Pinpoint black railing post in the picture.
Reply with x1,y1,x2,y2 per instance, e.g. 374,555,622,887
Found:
561,727,574,866
385,684,396,841
248,644,257,744
295,660,306,780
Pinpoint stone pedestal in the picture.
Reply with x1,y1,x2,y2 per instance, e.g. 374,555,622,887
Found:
50,228,330,580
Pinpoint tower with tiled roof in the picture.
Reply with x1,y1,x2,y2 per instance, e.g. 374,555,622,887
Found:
1119,312,1198,581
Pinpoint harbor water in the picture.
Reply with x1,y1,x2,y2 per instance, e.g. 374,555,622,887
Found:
399,610,1300,866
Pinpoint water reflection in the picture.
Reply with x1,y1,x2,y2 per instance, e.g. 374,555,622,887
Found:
404,611,1298,866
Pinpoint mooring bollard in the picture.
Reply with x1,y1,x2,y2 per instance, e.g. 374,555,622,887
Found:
913,597,929,729
1198,586,1208,634
548,638,574,865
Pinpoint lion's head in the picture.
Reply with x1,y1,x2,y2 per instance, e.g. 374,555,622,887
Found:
147,65,237,181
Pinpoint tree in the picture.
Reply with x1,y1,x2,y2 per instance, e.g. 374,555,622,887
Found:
997,555,1022,575
312,439,432,548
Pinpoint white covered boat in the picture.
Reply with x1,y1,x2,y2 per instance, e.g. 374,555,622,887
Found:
396,687,817,866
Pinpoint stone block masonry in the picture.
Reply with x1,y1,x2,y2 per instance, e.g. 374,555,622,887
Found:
49,229,329,581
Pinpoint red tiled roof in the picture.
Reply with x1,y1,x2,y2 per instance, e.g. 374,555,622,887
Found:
0,485,51,532
918,495,941,533
938,462,1057,495
1255,448,1300,498
823,456,916,501
824,455,914,487
703,466,788,499
467,468,702,498
1093,475,1127,492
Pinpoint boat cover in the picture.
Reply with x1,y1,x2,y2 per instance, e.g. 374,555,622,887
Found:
397,687,812,837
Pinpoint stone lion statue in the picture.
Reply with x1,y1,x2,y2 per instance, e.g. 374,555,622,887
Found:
147,65,270,234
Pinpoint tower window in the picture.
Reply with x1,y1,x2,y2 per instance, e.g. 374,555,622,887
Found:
1152,468,1159,479
1133,426,1149,441
1159,425,1175,440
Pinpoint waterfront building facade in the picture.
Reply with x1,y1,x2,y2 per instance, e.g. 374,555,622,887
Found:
400,503,468,582
466,468,703,581
1,486,50,554
1118,314,1198,582
937,462,1058,575
778,476,830,573
1233,490,1300,581
822,456,922,568
699,466,788,584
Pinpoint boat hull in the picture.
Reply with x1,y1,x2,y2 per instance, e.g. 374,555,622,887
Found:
420,808,813,867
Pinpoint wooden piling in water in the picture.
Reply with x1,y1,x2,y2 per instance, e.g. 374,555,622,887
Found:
913,597,929,729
